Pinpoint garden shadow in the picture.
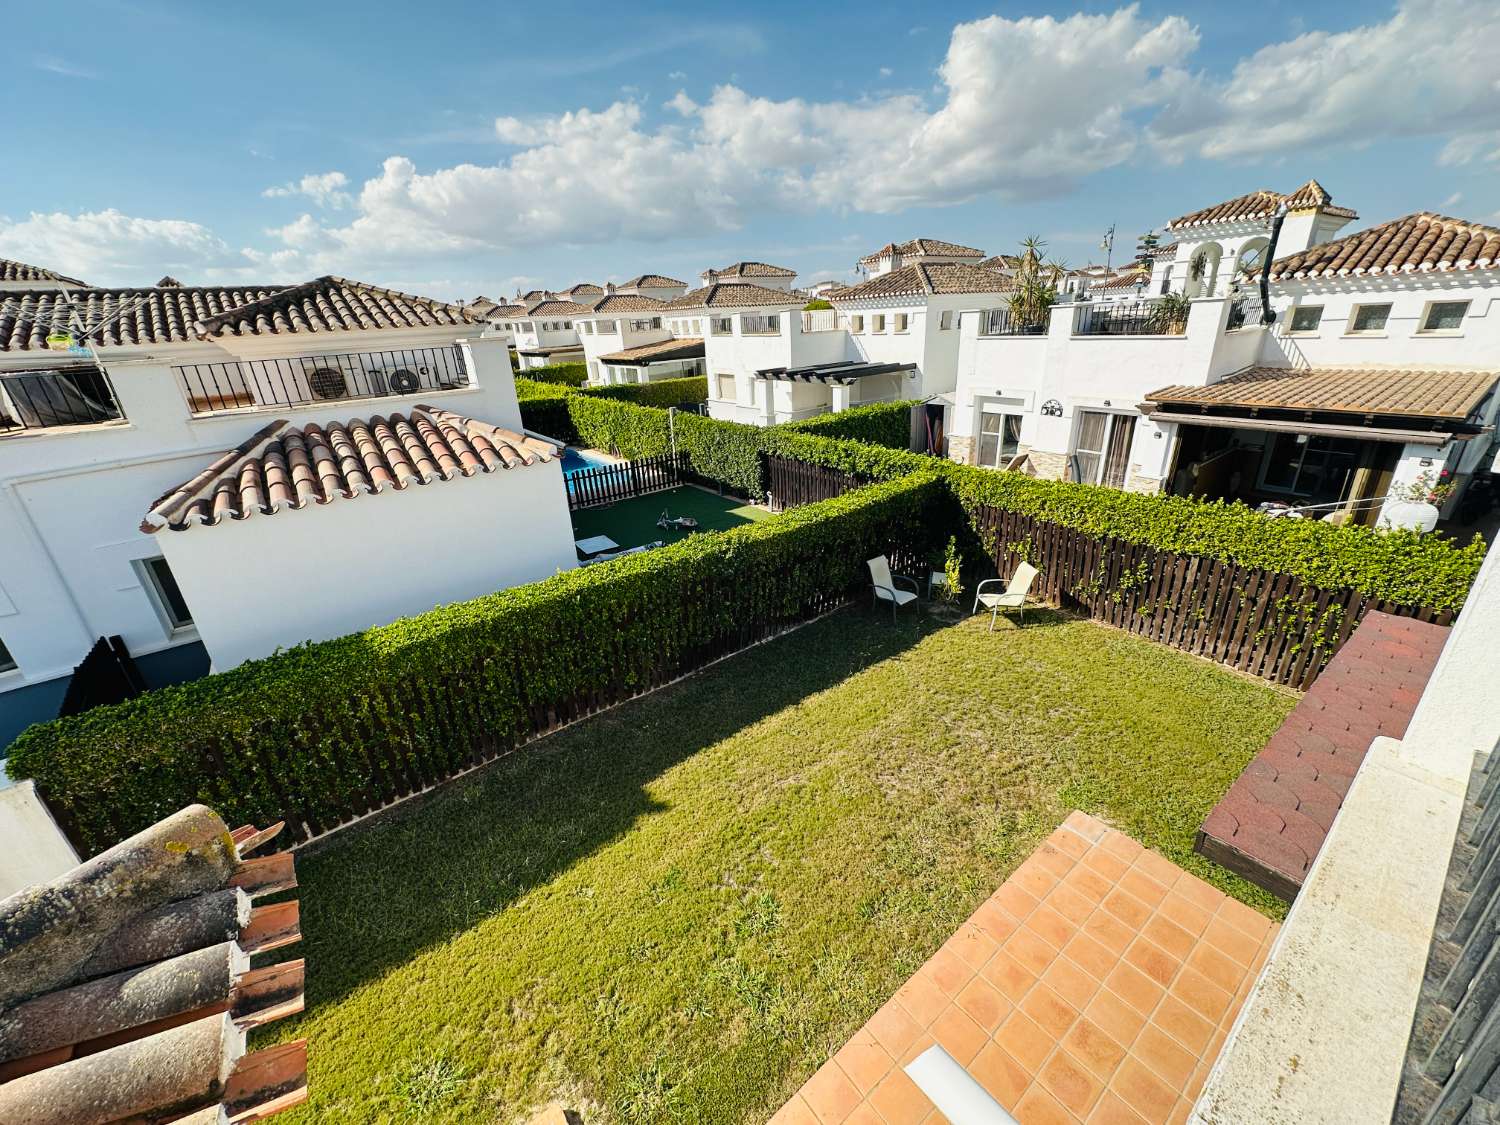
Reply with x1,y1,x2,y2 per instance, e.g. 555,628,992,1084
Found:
279,605,935,1013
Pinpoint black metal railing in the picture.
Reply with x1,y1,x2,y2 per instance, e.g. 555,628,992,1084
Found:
1226,295,1264,330
978,308,1048,337
568,451,687,510
1395,735,1500,1124
174,346,471,416
1073,300,1185,337
0,366,123,433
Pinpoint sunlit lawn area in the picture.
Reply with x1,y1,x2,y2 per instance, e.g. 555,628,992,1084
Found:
273,606,1295,1124
570,485,770,551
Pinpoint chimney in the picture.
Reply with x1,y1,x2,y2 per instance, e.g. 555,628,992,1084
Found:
704,269,718,283
606,282,616,294
889,249,902,271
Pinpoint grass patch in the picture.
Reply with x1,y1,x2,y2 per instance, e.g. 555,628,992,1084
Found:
271,608,1293,1123
570,485,771,551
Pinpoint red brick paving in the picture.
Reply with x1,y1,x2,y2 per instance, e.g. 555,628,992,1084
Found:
1195,610,1448,900
770,813,1278,1124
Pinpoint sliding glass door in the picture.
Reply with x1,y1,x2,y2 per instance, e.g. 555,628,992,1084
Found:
1073,410,1133,488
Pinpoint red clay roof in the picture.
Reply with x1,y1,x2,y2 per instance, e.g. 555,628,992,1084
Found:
705,261,797,279
598,337,705,364
582,293,668,313
830,262,1012,301
859,238,986,265
664,281,805,310
142,406,556,533
621,273,686,288
1169,180,1358,229
0,256,88,285
1146,366,1497,421
1268,212,1500,280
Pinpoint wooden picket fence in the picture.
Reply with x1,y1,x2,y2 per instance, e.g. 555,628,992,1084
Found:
568,451,687,510
973,506,1453,689
764,454,862,511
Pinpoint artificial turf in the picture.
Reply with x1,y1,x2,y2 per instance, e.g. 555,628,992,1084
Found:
271,606,1295,1124
569,485,771,552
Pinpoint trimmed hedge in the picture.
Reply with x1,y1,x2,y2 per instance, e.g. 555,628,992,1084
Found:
585,375,709,410
8,473,945,854
568,397,765,497
781,401,915,449
514,377,710,446
518,362,588,386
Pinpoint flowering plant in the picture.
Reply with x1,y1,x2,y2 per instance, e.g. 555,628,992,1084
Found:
1397,469,1457,507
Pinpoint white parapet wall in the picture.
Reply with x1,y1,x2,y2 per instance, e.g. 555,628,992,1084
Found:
0,779,79,899
1192,544,1500,1123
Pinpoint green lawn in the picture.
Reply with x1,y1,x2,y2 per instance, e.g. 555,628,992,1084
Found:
571,485,770,551
271,607,1295,1124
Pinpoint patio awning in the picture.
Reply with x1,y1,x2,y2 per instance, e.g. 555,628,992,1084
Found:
756,360,917,385
516,344,585,357
599,337,705,366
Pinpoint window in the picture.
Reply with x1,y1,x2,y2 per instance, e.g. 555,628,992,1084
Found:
521,321,534,332
1072,411,1133,489
714,373,737,400
939,310,954,330
1258,434,1361,504
629,318,662,331
651,317,662,330
597,320,617,334
711,316,734,335
1421,300,1470,333
977,411,1022,468
850,315,865,333
0,636,16,674
1288,305,1323,334
894,313,909,333
562,321,572,330
1347,304,1391,333
140,556,194,632
741,314,780,334
872,314,886,333
581,321,593,334
693,319,702,334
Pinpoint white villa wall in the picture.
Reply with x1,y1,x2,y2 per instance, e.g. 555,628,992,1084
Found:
0,333,522,710
841,292,976,399
703,305,846,424
155,459,576,671
577,315,671,384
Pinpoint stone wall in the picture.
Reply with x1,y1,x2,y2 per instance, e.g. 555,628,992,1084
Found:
1125,471,1165,495
947,435,974,466
1025,450,1069,480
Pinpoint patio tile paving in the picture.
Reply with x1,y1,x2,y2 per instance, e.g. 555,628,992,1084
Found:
776,812,1278,1124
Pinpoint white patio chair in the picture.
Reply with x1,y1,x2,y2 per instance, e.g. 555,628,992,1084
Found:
867,555,921,624
972,562,1040,630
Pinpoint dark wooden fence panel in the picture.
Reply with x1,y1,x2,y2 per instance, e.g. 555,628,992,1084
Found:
568,451,686,510
764,455,862,511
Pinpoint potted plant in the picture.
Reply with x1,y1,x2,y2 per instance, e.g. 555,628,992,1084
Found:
1381,469,1457,533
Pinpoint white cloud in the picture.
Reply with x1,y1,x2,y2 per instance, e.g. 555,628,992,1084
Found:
1443,191,1465,208
879,67,894,78
0,209,262,286
261,171,351,208
668,70,687,80
35,55,99,79
1439,131,1500,166
1148,0,1500,162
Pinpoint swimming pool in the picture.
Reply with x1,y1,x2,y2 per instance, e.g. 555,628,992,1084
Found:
560,447,612,477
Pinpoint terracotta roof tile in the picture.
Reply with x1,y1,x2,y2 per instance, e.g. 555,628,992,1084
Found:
664,282,805,310
523,298,593,317
1146,365,1497,421
142,406,557,533
1169,180,1358,230
561,282,604,297
0,256,88,285
582,293,668,313
830,262,1012,301
1268,212,1500,280
977,254,1023,271
621,273,686,288
859,238,985,265
705,261,797,279
598,337,705,364
193,276,477,340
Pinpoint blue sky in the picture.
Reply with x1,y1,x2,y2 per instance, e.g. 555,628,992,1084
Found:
2,0,1497,300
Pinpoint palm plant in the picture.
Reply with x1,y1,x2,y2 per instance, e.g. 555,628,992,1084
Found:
1007,237,1059,331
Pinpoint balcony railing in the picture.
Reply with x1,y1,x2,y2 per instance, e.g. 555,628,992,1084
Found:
978,308,1047,337
0,366,123,434
1073,300,1185,337
175,346,471,416
801,308,838,333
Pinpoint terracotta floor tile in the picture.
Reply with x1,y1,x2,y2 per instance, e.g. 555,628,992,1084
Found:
1044,955,1102,1010
1040,1048,1107,1117
982,949,1038,1005
1200,916,1260,967
1119,869,1169,909
1086,1091,1150,1124
948,921,1002,971
1084,848,1131,882
843,1106,885,1125
867,1068,934,1125
1111,1058,1179,1122
1084,909,1137,957
1015,1084,1080,1125
1052,822,1094,858
1015,858,1062,901
1101,832,1144,862
897,971,950,1028
920,1110,951,1125
770,1094,820,1125
956,975,1010,1032
1124,936,1183,990
1142,914,1195,962
926,947,974,997
1086,989,1148,1048
1029,904,1078,950
1005,928,1060,977
1063,810,1109,843
930,1006,988,1067
996,1009,1054,1071
969,1041,1032,1109
1151,995,1215,1055
1167,1096,1193,1125
1064,931,1118,981
1065,865,1115,905
995,881,1041,922
1105,960,1165,1017
834,1031,896,1095
1022,983,1081,1038
1185,1060,1213,1103
900,1034,937,1068
1169,966,1233,1025
1132,849,1183,889
1186,942,1247,996
802,1060,863,1124
1215,897,1272,942
1064,1017,1129,1080
1133,1025,1197,1089
1102,889,1152,930
1049,882,1099,926
1034,841,1078,879
1156,892,1212,938
869,999,923,1059
972,899,1020,944
1169,873,1224,914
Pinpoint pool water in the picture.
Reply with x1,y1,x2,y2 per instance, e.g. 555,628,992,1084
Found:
560,447,612,477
